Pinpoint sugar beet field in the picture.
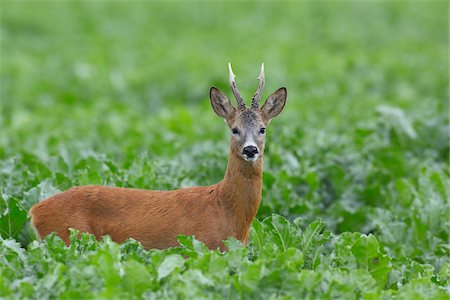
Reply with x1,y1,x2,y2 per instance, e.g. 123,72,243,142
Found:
0,2,449,299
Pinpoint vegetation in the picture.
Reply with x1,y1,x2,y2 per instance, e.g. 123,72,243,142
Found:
1,1,448,299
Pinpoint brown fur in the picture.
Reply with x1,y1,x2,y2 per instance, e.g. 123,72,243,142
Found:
29,72,286,250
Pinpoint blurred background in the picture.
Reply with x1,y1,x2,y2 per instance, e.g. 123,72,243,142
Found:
0,1,448,250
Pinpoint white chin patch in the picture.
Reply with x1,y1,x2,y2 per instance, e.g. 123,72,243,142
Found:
243,154,259,162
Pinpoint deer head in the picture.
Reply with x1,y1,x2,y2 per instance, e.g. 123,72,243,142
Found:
210,63,287,162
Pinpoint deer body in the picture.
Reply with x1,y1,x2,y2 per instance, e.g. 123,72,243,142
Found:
30,64,286,250
30,149,262,249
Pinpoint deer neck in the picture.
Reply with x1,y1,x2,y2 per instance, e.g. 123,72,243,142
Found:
219,145,263,241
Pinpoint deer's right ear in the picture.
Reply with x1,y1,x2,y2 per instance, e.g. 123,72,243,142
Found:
210,87,235,119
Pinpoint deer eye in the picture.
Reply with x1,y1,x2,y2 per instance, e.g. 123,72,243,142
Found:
260,128,266,134
232,128,239,135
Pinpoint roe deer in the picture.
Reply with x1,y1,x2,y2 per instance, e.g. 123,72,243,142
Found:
30,63,287,250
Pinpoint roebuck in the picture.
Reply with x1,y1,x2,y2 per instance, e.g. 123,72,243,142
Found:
30,63,287,250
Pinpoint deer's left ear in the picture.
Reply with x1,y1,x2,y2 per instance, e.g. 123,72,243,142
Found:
261,87,287,119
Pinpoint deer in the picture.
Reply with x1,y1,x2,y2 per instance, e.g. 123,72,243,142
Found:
29,63,287,250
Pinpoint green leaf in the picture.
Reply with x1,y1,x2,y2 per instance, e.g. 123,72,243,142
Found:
301,219,332,269
157,254,185,281
236,260,264,295
267,214,302,251
249,218,267,256
122,260,152,296
176,235,209,258
0,197,28,239
376,105,417,139
223,237,244,252
350,235,391,288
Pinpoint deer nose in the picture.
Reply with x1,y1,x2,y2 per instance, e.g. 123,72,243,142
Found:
243,146,258,158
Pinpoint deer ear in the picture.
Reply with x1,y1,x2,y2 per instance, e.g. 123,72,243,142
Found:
261,87,287,120
210,87,235,119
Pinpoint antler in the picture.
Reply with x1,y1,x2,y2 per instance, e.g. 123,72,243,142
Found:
251,63,265,109
228,63,246,110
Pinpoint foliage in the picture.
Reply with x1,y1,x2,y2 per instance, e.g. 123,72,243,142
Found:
1,218,448,299
1,1,449,299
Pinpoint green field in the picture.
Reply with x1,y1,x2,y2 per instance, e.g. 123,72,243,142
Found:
1,1,449,299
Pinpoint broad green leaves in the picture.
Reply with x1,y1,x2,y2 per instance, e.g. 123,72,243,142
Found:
3,217,447,299
372,169,450,270
350,235,391,288
333,233,390,287
1,1,448,298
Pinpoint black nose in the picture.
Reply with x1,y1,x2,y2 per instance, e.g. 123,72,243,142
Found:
243,146,258,158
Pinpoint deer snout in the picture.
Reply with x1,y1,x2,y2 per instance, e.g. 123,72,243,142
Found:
243,146,258,158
